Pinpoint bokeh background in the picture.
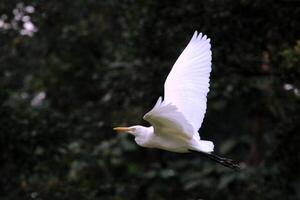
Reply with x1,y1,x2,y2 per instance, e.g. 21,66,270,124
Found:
1,1,300,199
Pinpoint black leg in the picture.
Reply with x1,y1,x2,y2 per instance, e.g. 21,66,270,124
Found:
189,150,241,170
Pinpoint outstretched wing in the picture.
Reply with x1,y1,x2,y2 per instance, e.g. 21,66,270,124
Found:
164,31,212,139
143,97,194,141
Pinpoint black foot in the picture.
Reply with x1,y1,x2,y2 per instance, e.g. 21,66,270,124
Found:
189,150,241,170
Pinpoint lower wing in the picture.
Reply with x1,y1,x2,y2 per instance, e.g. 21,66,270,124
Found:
143,97,194,141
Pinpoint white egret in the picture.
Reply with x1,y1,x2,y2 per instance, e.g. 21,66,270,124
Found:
114,31,240,169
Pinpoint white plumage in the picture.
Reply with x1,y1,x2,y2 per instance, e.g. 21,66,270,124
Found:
115,31,214,153
164,31,212,136
114,31,240,169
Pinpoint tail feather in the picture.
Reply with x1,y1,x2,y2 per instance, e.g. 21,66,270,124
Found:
190,150,241,170
198,140,214,153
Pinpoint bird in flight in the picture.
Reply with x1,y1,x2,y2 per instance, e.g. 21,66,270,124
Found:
114,31,240,169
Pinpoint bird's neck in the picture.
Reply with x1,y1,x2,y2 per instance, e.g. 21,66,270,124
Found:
134,126,153,146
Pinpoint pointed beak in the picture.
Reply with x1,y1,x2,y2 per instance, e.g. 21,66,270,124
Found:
113,127,132,133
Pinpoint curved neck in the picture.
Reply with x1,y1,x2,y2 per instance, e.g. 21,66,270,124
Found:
134,126,153,146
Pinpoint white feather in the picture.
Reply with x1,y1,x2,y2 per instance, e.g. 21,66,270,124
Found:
143,97,194,142
164,31,212,139
142,31,213,152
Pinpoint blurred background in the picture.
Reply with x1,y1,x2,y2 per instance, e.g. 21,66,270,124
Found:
1,0,300,199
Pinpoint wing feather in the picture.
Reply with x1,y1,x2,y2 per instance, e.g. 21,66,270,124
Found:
164,31,212,139
143,97,194,141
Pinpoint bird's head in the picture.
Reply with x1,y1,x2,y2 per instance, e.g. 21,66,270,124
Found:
113,125,146,136
113,125,151,146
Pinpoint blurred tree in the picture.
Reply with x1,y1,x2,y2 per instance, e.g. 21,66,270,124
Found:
0,0,300,199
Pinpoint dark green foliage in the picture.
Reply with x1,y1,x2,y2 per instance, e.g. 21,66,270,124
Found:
1,0,300,199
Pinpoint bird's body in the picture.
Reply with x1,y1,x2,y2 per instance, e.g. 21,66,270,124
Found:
133,126,208,153
114,31,240,169
138,97,214,153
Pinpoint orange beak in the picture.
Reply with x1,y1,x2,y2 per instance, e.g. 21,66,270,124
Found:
113,127,132,133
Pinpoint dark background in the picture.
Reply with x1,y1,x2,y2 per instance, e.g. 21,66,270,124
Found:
1,0,300,199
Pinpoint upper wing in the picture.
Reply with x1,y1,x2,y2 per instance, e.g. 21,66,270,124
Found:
143,97,194,141
164,31,212,139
